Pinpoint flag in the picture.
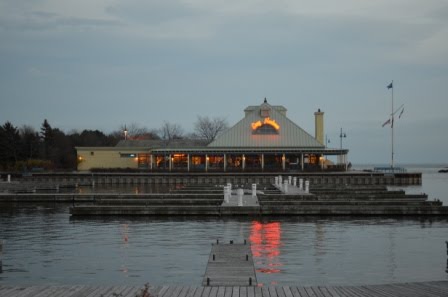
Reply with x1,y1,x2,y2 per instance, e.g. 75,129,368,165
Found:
387,82,393,89
382,118,391,127
399,107,404,119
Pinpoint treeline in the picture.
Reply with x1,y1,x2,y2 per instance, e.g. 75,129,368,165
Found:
0,120,121,171
0,116,228,171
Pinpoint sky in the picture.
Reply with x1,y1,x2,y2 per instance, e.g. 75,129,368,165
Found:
1,0,447,165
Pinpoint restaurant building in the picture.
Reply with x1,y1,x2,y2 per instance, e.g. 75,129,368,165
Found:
76,100,349,172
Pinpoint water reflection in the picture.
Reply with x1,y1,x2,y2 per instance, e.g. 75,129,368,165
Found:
250,221,283,277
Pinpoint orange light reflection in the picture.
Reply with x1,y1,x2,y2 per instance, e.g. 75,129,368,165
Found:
250,221,283,277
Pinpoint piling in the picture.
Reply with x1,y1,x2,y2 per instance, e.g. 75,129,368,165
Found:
305,180,310,193
299,178,303,190
288,176,292,185
7,175,11,183
283,180,288,194
251,184,257,197
293,177,297,187
0,240,3,273
237,189,244,206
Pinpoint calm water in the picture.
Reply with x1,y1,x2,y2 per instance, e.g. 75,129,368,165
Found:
0,165,447,286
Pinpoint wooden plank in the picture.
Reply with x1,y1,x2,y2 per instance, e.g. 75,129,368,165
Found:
254,286,263,297
321,286,342,297
217,287,226,297
0,287,23,297
261,286,270,297
275,287,286,297
162,286,178,297
304,287,317,297
1,286,37,297
296,287,310,297
247,286,255,297
202,286,212,297
390,283,442,297
193,286,205,297
289,286,303,297
333,286,356,297
363,285,400,297
176,286,191,297
232,286,240,297
209,287,219,297
158,286,172,297
315,287,333,297
122,286,145,297
268,287,278,297
406,282,448,296
282,286,294,297
344,286,376,297
203,243,257,286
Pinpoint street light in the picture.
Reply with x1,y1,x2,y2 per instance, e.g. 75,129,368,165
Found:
339,128,346,149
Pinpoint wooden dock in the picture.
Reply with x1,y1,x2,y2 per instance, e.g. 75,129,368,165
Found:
1,282,448,297
202,242,257,286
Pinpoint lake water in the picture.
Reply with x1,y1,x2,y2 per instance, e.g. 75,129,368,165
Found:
0,165,447,286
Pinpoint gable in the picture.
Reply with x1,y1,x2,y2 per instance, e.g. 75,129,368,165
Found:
208,103,324,148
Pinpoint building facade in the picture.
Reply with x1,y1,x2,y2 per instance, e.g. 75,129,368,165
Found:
76,101,349,172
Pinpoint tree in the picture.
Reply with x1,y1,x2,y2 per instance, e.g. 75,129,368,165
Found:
110,123,160,141
40,119,53,160
194,116,228,143
0,121,21,167
19,125,40,160
159,122,184,140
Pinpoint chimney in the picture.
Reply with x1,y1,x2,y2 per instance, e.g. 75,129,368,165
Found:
314,109,324,145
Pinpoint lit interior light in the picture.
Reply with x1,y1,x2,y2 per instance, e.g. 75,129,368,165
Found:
251,117,280,131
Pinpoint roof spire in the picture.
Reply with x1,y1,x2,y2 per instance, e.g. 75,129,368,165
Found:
264,97,267,103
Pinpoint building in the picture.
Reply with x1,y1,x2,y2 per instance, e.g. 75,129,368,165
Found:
76,100,349,172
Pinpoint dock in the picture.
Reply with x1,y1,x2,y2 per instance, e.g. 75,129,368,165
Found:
1,282,448,297
202,242,257,286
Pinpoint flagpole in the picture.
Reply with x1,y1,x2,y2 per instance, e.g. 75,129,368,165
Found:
391,80,394,169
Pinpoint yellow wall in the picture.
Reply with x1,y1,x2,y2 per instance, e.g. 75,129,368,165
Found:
77,148,145,171
314,110,324,145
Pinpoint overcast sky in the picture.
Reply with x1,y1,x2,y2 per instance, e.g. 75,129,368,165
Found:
1,0,447,165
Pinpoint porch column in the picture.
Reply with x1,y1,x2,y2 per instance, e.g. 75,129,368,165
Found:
205,154,209,172
150,154,153,170
282,153,286,171
321,154,324,170
301,154,304,171
242,154,245,170
223,154,227,172
187,154,190,172
261,154,264,171
169,154,172,171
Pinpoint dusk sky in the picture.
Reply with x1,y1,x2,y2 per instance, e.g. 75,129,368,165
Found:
1,0,447,164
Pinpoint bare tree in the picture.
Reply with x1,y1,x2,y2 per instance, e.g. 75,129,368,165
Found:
110,123,159,140
194,116,228,143
159,122,184,140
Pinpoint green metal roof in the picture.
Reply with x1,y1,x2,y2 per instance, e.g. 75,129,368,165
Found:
208,102,325,148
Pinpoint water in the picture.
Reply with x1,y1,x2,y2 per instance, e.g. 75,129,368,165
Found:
1,166,448,286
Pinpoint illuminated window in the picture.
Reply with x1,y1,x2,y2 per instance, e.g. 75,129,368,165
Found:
120,153,136,158
252,124,279,135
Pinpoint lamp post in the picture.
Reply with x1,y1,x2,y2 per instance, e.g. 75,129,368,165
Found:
124,125,128,141
339,128,346,150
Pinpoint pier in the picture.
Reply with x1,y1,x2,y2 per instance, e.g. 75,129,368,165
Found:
1,282,448,297
202,241,257,286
